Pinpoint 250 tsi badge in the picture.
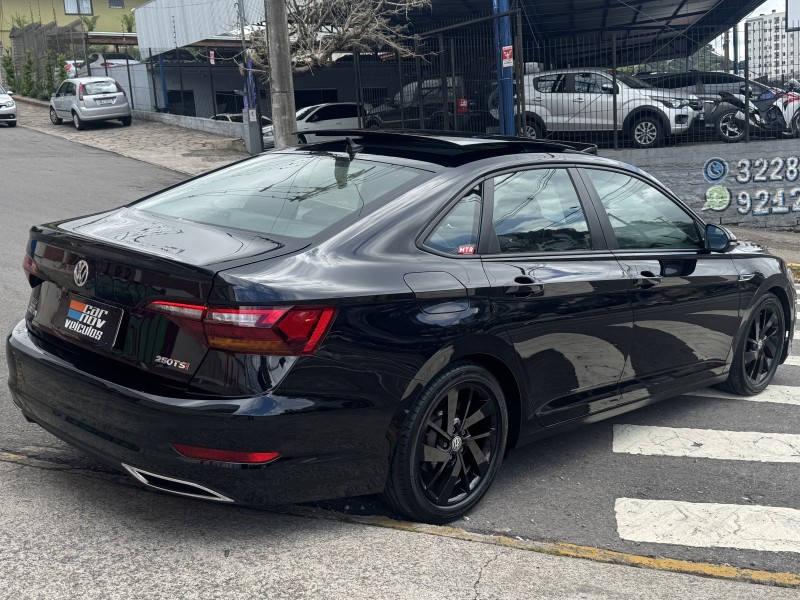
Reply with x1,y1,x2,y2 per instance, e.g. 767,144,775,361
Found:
154,355,191,371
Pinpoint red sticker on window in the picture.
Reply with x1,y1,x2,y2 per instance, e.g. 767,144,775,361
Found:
457,245,476,255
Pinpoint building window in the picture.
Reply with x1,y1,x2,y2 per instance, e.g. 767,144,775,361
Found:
108,0,124,7
64,0,93,14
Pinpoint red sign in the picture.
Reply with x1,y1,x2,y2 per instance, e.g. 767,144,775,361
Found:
501,45,513,68
457,245,476,255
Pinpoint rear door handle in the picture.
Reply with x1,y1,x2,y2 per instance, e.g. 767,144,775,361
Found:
574,98,584,103
503,276,542,298
634,270,662,289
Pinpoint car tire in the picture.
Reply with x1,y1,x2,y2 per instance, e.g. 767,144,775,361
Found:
120,116,132,127
382,361,508,523
366,120,381,129
49,109,63,125
718,293,785,396
630,115,662,148
297,134,307,144
716,108,746,143
790,111,800,138
520,115,543,139
72,112,85,131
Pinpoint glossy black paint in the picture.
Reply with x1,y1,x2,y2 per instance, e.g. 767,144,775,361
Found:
7,137,797,509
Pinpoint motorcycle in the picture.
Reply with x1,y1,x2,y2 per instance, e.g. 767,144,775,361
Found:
714,84,800,143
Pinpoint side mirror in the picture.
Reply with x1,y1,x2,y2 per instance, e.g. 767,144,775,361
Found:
6,91,13,96
601,83,616,94
705,223,737,252
739,84,754,96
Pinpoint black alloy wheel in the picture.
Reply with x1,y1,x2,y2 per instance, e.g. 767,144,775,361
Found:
383,362,508,523
719,293,785,395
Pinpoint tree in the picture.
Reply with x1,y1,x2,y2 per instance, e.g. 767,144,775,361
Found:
81,16,101,32
2,49,17,92
11,14,31,29
120,13,136,33
20,51,36,97
249,0,430,75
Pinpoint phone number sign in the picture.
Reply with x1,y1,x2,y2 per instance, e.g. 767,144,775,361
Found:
702,155,800,216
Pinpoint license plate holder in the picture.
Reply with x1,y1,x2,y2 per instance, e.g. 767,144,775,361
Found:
97,99,115,105
57,294,123,348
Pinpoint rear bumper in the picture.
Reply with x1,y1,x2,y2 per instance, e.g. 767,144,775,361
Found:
7,321,390,505
76,104,131,121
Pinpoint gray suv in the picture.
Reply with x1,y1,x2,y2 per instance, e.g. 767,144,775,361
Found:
49,77,132,130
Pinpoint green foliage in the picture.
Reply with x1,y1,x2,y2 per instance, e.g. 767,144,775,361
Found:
81,16,101,32
42,52,56,97
56,53,68,84
10,13,31,29
20,51,36,97
2,49,17,92
120,13,136,33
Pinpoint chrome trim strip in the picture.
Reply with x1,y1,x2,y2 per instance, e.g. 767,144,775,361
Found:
122,463,234,503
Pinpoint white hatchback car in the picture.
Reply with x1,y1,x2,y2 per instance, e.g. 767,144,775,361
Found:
49,77,132,130
0,84,16,127
262,103,364,146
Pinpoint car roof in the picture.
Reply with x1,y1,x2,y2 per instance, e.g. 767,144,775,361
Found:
66,76,115,83
300,130,633,170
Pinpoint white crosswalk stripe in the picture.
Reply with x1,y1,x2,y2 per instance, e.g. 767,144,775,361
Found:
687,385,800,406
613,424,800,463
616,356,800,554
615,498,800,553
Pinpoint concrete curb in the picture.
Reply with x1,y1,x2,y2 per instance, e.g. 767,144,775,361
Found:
13,95,50,108
2,450,798,590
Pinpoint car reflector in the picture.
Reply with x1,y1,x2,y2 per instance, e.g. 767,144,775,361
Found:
170,443,280,464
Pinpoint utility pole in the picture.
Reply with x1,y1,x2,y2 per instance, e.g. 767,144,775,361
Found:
264,0,297,148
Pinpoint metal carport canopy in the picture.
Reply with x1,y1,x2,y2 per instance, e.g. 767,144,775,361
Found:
412,0,765,66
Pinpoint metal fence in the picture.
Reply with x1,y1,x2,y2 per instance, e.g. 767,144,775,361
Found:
6,12,800,151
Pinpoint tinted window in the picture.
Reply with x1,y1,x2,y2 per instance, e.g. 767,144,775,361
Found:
702,73,743,94
491,169,592,254
650,74,696,89
583,169,701,250
337,104,359,118
426,186,481,255
135,154,428,239
574,73,612,93
64,82,76,95
533,75,566,93
311,106,340,121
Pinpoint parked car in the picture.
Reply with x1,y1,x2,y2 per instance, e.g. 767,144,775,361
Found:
262,102,364,146
49,77,132,130
636,71,775,127
212,113,272,127
63,60,86,79
366,77,488,131
0,84,16,127
78,52,140,76
521,69,696,147
9,131,795,523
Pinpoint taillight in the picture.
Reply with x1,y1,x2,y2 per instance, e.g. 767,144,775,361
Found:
115,81,126,96
78,84,84,101
456,98,469,114
23,254,37,276
171,443,280,464
100,62,115,67
147,302,336,355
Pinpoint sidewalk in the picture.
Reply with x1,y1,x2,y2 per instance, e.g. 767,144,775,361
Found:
14,98,248,176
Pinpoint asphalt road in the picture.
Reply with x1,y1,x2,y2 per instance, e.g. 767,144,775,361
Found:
1,124,799,595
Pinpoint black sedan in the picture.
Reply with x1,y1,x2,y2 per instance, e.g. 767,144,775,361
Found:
7,131,796,523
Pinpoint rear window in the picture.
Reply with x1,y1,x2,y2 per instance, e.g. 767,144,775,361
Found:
83,80,118,95
134,153,429,239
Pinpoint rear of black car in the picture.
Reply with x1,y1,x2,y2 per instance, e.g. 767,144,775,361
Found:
7,151,434,505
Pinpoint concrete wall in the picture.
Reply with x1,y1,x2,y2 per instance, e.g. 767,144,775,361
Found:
131,109,244,138
599,138,800,230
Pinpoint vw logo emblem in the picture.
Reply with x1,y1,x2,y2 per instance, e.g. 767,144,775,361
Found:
73,260,89,287
451,436,463,452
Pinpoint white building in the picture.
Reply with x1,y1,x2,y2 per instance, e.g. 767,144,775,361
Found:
746,10,799,81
